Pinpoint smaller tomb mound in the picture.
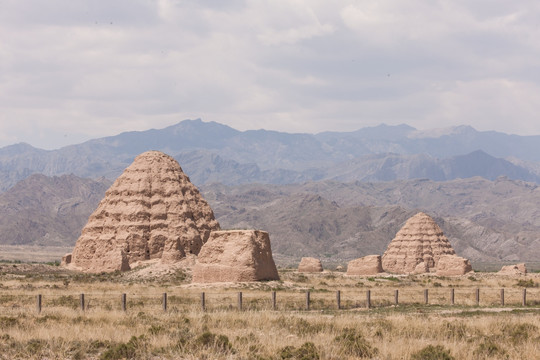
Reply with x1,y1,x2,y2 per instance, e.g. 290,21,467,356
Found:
192,230,279,283
498,263,527,275
346,255,383,275
435,255,472,276
298,257,323,273
382,212,456,274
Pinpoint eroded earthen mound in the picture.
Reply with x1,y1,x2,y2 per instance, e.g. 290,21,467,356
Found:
192,230,279,282
346,255,383,275
435,255,472,276
498,263,527,275
68,151,220,273
298,257,323,273
382,212,456,274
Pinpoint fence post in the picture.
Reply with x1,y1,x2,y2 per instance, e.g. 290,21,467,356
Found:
201,292,206,312
336,290,341,310
424,289,428,305
394,289,399,305
522,288,527,306
305,291,310,310
500,289,505,306
36,294,42,314
238,292,243,311
80,293,85,311
366,289,371,309
272,291,277,311
475,288,480,306
121,293,127,312
162,293,167,312
450,288,455,305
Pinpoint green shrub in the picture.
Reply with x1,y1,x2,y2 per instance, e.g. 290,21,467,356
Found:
473,340,508,359
25,339,47,355
194,331,233,352
0,316,18,328
502,323,537,344
100,335,145,360
334,328,378,358
279,342,319,360
410,345,454,360
516,279,536,288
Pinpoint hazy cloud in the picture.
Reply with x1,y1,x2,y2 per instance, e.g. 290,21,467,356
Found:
1,0,540,149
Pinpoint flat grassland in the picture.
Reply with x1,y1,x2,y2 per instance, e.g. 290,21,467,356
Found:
0,263,539,359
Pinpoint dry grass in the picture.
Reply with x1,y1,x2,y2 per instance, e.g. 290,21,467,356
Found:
0,264,539,359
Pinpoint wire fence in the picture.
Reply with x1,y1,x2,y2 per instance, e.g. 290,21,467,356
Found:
1,287,539,314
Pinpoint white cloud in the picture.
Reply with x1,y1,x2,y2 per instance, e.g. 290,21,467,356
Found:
1,0,540,149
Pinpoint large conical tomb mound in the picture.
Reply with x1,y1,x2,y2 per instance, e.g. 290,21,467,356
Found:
381,212,455,274
69,151,220,273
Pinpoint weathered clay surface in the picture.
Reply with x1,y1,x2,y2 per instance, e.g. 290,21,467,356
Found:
61,253,72,266
192,230,280,282
436,255,472,276
346,255,383,275
298,257,323,273
382,212,456,274
498,263,527,275
69,151,220,273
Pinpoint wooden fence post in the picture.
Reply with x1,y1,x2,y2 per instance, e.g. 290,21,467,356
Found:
36,294,42,314
366,289,371,309
238,292,243,311
424,289,429,305
271,291,277,311
522,288,527,306
336,290,341,310
394,290,399,305
121,293,127,312
450,288,455,305
475,288,480,306
80,293,85,311
162,293,167,312
500,289,505,306
201,292,206,311
305,291,310,310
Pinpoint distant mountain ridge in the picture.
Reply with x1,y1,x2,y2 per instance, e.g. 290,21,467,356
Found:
1,119,540,191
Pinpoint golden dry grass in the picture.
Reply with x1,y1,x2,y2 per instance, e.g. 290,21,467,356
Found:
0,265,539,359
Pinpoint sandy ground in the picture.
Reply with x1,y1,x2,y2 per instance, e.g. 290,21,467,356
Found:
0,245,72,263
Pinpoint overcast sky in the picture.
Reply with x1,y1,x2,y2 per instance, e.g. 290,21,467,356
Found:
1,0,540,149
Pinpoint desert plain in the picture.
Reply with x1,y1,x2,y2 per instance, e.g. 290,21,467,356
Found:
0,261,539,360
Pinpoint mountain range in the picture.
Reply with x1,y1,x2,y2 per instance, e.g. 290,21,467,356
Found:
1,173,538,264
1,119,540,192
1,120,539,264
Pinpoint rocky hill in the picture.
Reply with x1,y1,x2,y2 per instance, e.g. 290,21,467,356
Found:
202,177,540,263
1,120,540,191
0,174,110,246
1,172,538,263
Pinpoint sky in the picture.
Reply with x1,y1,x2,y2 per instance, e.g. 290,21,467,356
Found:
1,0,540,149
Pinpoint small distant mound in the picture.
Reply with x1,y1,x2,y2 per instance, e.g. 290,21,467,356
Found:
498,263,527,275
382,212,456,274
298,257,323,273
66,151,220,273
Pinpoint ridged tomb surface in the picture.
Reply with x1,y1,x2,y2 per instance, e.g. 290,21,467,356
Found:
69,151,220,273
382,212,455,274
192,230,280,283
347,255,383,275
